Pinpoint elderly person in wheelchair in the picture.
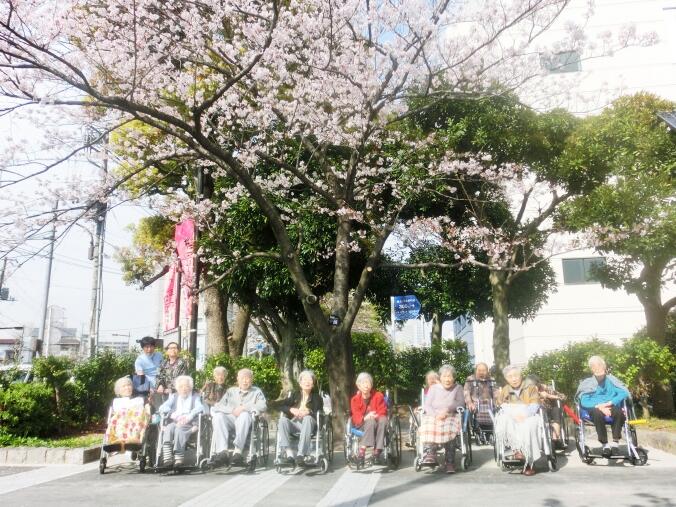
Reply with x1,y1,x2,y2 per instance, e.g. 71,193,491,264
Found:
494,365,542,476
350,372,388,465
576,355,629,458
211,368,267,465
420,364,465,474
277,370,324,468
158,375,204,467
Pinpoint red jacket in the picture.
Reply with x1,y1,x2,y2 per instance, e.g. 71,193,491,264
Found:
350,390,387,426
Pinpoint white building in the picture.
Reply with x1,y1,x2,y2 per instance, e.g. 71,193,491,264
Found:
464,0,676,365
396,1,676,364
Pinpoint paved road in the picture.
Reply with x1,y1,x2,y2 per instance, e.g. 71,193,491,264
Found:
1,441,675,507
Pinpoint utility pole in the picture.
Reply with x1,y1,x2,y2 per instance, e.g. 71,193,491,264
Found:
0,258,7,295
39,201,58,356
188,167,203,369
0,258,7,301
87,130,108,358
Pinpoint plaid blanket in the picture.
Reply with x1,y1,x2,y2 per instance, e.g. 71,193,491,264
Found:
476,400,494,426
419,413,461,444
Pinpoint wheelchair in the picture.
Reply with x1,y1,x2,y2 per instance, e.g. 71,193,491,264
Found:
273,409,334,474
209,410,270,473
99,398,154,474
344,390,402,470
546,380,570,451
468,399,495,446
574,399,648,466
152,411,211,473
493,405,557,472
412,389,472,472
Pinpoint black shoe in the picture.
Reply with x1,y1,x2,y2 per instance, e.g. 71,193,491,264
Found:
211,451,228,466
601,445,612,458
295,455,306,468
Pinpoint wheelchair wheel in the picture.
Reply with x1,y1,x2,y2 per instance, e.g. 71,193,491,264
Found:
631,448,648,466
583,446,595,465
139,456,146,473
414,458,422,472
327,423,334,462
261,421,270,466
248,456,257,473
547,454,557,472
99,457,106,475
460,455,470,471
320,457,329,474
388,417,402,468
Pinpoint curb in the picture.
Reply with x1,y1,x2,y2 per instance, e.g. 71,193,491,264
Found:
0,446,101,465
637,429,676,455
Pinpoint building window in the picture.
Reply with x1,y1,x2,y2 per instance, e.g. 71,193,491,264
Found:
540,50,581,73
562,257,605,284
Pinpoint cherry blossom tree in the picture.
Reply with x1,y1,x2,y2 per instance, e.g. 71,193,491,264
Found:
0,0,650,414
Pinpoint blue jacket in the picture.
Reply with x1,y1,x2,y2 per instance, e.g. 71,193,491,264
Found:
577,375,628,409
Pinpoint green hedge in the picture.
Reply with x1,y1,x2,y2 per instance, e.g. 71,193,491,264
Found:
197,354,281,401
0,383,58,437
300,332,473,404
525,335,676,404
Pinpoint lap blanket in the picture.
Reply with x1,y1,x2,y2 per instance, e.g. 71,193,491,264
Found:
494,408,542,467
106,400,150,446
419,413,461,445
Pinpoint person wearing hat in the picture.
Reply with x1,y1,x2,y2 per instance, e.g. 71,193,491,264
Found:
133,336,163,394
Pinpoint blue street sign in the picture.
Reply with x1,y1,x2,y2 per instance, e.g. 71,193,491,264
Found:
393,295,421,320
255,343,265,351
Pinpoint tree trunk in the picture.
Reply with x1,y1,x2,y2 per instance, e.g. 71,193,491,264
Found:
431,312,443,345
203,285,230,356
490,270,510,381
325,330,354,436
228,303,252,358
636,263,674,416
278,320,298,397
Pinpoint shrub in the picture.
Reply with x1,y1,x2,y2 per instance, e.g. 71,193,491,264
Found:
613,335,676,413
525,335,676,409
304,348,328,392
31,356,74,414
197,354,281,401
70,350,136,424
394,339,473,404
352,332,396,391
300,333,472,404
0,383,59,437
525,339,621,401
235,356,282,400
197,353,234,388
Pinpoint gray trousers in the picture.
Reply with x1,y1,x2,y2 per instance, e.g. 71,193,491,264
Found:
278,416,317,456
163,422,195,453
360,416,387,450
212,411,252,453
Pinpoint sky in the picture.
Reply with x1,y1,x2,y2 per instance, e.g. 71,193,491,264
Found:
0,105,163,347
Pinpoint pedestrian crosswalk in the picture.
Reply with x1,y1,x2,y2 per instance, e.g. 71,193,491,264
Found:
179,469,293,507
0,462,99,496
2,445,676,506
316,469,380,507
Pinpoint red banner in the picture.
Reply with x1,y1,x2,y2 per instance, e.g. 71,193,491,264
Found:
163,219,195,331
163,264,178,332
175,219,195,320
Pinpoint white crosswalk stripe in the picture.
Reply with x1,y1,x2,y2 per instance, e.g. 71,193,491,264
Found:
316,469,381,507
178,468,293,507
0,463,99,496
